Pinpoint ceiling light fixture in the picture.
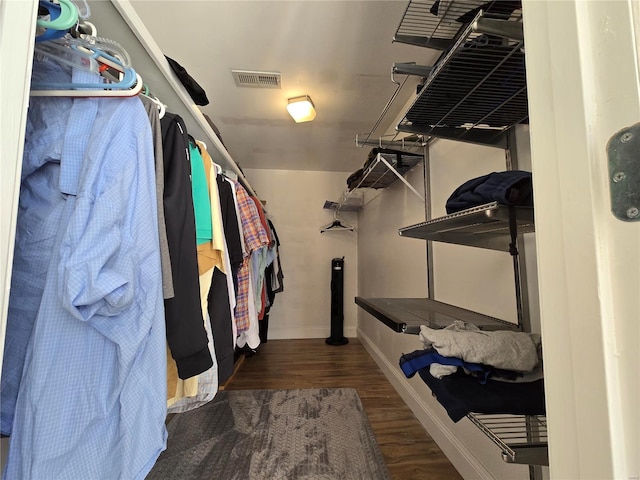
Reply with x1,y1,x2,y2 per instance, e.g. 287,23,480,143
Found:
287,95,316,123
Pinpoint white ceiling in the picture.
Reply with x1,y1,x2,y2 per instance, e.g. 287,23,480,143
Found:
130,1,440,173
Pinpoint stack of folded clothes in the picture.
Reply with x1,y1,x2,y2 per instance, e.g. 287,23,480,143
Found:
399,321,545,422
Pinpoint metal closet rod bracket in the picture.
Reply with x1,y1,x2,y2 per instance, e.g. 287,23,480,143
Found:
354,133,426,149
472,17,524,42
355,61,420,148
392,62,433,79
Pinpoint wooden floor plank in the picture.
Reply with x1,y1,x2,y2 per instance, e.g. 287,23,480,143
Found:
226,338,462,480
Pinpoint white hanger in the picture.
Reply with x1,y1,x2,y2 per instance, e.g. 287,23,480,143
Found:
320,211,355,233
147,94,166,118
31,73,144,97
31,36,143,97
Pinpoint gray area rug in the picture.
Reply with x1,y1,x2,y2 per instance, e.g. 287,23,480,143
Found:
147,387,390,480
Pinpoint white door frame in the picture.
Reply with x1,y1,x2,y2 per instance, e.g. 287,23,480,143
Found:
0,0,38,467
0,0,38,370
522,1,639,478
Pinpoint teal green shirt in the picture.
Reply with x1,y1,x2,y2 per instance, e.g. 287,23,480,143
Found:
189,142,213,245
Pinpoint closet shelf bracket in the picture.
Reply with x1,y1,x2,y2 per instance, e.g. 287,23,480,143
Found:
393,34,454,50
354,134,426,150
377,153,425,202
393,62,433,78
472,17,524,41
346,152,424,202
355,59,428,149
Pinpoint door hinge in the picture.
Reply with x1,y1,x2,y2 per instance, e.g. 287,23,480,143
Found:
607,123,640,221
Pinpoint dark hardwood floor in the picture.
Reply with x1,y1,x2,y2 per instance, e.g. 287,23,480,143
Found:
226,338,463,480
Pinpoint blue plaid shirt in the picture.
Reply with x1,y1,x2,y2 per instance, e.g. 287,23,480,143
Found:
2,62,167,479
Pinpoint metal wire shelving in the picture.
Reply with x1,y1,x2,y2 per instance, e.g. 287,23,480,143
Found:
396,4,527,147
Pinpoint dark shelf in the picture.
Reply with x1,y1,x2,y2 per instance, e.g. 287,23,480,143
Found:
399,202,534,251
355,297,518,334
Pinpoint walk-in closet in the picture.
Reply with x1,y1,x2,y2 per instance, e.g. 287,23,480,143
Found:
1,1,638,479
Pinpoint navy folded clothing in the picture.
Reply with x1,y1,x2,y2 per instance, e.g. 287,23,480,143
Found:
418,367,545,422
445,170,533,214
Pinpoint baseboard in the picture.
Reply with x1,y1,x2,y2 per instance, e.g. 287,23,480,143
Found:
357,327,494,480
267,325,357,340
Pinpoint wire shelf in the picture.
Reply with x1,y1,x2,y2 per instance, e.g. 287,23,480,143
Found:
467,413,549,465
399,202,535,251
396,3,527,147
394,0,523,50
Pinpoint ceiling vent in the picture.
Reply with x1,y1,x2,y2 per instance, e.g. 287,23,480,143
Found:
232,70,281,89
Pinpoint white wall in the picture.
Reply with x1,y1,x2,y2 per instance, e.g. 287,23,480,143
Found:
357,137,543,479
429,140,518,323
244,168,358,340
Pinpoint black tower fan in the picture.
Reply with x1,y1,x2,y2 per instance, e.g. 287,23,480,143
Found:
326,257,348,346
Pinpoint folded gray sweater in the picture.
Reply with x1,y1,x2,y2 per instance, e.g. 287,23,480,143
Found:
419,321,541,372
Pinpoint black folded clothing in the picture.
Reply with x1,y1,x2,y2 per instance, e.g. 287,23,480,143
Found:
165,55,209,106
445,170,533,214
418,367,545,422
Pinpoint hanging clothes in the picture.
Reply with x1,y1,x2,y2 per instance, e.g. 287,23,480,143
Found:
249,196,275,321
3,62,167,479
242,268,262,349
168,140,222,409
188,139,213,245
213,175,244,380
217,176,244,294
232,183,269,349
1,62,73,437
167,311,218,414
260,219,284,342
196,144,239,385
138,94,174,300
268,219,284,294
161,113,212,379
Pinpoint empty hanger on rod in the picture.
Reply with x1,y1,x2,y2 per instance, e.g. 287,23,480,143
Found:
320,211,355,233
